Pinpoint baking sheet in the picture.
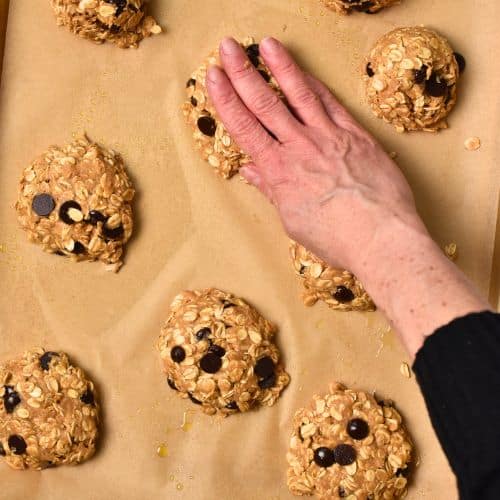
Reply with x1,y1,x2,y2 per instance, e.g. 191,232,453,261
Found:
1,0,499,498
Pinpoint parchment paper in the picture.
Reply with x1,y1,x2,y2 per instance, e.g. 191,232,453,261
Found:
0,1,499,499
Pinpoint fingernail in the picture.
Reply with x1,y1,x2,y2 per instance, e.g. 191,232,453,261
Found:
207,65,223,84
220,37,240,55
260,37,280,53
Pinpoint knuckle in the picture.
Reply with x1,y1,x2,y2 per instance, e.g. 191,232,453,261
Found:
229,63,254,82
232,114,259,137
292,85,318,107
276,59,296,77
252,92,282,116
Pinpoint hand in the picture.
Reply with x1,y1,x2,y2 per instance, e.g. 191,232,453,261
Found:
206,36,427,273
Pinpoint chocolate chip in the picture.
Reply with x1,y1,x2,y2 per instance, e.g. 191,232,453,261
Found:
334,444,357,465
197,115,217,137
3,386,21,414
195,327,211,341
222,300,236,310
333,286,355,303
186,78,196,88
108,24,121,34
8,435,26,455
246,44,260,67
80,389,95,405
396,467,410,477
171,346,186,363
32,193,55,217
299,265,306,275
88,210,106,225
189,393,202,405
102,224,124,240
225,401,239,411
40,351,59,371
338,486,347,498
425,72,448,97
414,64,428,84
190,96,198,107
0,442,5,456
59,200,82,225
259,70,271,82
167,379,178,391
254,356,275,378
347,418,369,440
208,345,226,358
200,353,222,374
313,447,335,468
366,63,374,77
258,373,276,389
72,241,85,255
54,250,65,256
108,0,126,15
453,52,466,74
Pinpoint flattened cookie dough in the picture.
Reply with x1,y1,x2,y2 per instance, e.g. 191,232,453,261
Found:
158,288,290,416
290,242,375,312
183,37,282,179
287,383,413,499
321,0,400,14
50,0,162,48
16,136,135,272
365,27,463,132
0,348,99,470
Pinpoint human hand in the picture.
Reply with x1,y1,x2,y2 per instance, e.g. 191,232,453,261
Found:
206,36,428,274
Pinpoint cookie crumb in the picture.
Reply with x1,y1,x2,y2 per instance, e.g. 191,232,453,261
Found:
444,242,458,261
400,362,411,379
464,136,481,151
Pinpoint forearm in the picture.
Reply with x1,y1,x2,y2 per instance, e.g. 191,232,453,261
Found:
350,216,491,357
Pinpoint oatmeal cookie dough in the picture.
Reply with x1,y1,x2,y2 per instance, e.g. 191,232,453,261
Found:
0,348,99,471
157,288,290,416
16,136,135,272
365,27,463,132
287,383,413,499
290,242,375,312
50,0,161,48
321,0,400,14
183,37,282,179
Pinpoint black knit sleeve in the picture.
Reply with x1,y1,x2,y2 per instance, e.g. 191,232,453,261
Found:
413,311,500,500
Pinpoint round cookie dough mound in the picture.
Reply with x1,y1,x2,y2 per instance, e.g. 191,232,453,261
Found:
0,348,99,470
365,27,461,132
16,136,135,272
290,242,375,312
287,383,413,499
50,0,161,48
157,288,290,416
183,37,282,179
321,0,400,14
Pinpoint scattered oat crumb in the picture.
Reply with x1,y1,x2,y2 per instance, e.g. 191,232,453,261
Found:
464,136,481,151
389,151,398,159
444,242,458,261
282,24,288,32
156,443,168,458
400,362,411,379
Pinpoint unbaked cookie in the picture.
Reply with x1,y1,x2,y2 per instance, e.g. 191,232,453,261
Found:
183,37,282,179
321,0,400,14
157,288,290,416
16,136,135,272
365,27,464,132
287,383,413,499
50,0,161,48
0,348,99,470
290,242,375,312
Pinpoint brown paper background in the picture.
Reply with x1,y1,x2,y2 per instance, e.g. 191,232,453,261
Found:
0,0,499,498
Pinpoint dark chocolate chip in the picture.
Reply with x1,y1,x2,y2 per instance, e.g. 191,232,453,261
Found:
190,96,198,107
347,418,369,440
102,224,124,240
222,300,236,310
334,444,357,466
32,193,56,217
396,467,410,477
425,72,448,97
80,389,95,405
88,210,106,225
200,353,222,374
254,356,275,378
453,52,466,74
54,250,65,256
108,0,126,15
8,435,26,455
299,265,306,275
59,200,82,225
333,286,355,303
0,442,5,456
197,115,217,137
3,386,21,414
40,351,59,371
109,24,121,34
225,401,239,411
246,44,260,67
72,242,85,255
313,447,336,468
208,345,226,358
195,327,211,341
338,486,347,498
186,78,196,88
259,70,271,82
171,346,186,363
414,64,428,84
189,393,202,405
167,379,178,391
258,373,276,389
366,63,374,77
